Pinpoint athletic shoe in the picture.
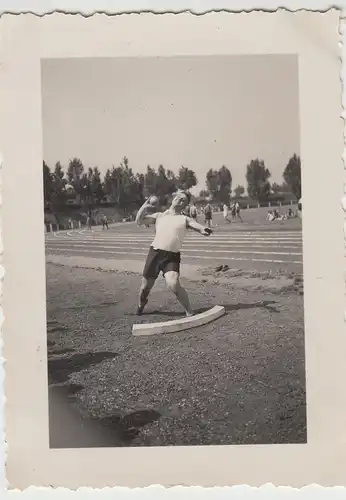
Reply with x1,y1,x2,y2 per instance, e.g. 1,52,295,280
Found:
136,299,148,315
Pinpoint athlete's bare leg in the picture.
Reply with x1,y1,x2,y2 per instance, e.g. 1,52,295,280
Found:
164,271,193,317
137,277,156,314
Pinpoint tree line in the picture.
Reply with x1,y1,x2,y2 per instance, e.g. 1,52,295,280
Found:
43,153,301,212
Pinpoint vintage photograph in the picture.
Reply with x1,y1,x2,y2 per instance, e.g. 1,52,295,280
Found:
42,55,306,448
3,11,344,489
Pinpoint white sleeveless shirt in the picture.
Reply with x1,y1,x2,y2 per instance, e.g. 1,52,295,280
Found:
151,212,188,253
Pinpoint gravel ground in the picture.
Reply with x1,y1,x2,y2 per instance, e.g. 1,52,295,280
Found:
46,263,306,448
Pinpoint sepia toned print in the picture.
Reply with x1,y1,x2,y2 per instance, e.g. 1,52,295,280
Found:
42,54,306,448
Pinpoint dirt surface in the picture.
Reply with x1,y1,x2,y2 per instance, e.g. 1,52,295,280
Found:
47,263,306,448
46,255,304,295
199,265,304,294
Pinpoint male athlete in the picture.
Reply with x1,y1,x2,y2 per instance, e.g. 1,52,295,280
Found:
135,190,212,317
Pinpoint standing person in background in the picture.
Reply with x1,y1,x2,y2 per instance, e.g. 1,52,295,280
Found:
86,210,92,230
297,198,302,218
102,215,109,230
223,203,231,223
189,202,198,221
231,202,236,221
204,203,212,228
235,201,243,222
184,204,191,217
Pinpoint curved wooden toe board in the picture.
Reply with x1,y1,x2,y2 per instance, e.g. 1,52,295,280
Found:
132,305,225,336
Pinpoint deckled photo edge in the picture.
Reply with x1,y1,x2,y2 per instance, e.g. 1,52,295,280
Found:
0,9,344,490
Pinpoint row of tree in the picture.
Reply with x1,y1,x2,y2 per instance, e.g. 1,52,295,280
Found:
43,156,198,212
43,154,301,212
202,154,301,202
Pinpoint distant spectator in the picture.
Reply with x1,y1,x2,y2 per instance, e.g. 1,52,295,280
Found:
267,211,275,222
102,215,109,230
189,203,197,221
235,202,243,222
231,203,236,220
297,198,302,218
203,203,212,228
223,204,231,223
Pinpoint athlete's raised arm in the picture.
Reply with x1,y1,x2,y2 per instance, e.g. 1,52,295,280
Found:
135,198,161,226
186,216,212,236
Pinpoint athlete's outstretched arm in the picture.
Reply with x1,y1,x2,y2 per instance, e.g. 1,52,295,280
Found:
135,199,160,226
186,217,212,236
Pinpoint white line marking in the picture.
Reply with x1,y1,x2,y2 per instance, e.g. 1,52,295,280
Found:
71,234,301,240
46,229,301,237
45,247,303,264
46,235,302,243
46,242,302,256
46,240,301,250
77,230,302,236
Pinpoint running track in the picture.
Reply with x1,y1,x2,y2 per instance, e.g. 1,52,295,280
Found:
45,220,303,273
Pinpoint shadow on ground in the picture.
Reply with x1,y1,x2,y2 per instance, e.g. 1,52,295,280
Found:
222,300,280,314
53,300,118,311
48,351,119,383
48,336,162,448
49,385,161,448
138,300,280,318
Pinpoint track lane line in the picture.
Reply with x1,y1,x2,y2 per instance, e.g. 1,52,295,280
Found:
46,247,303,265
46,242,302,256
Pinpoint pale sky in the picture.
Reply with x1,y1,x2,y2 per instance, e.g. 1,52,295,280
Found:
41,55,300,194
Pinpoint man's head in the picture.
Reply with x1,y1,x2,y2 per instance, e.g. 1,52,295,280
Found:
171,190,191,212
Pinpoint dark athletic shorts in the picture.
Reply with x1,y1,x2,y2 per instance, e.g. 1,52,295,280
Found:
143,246,181,279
